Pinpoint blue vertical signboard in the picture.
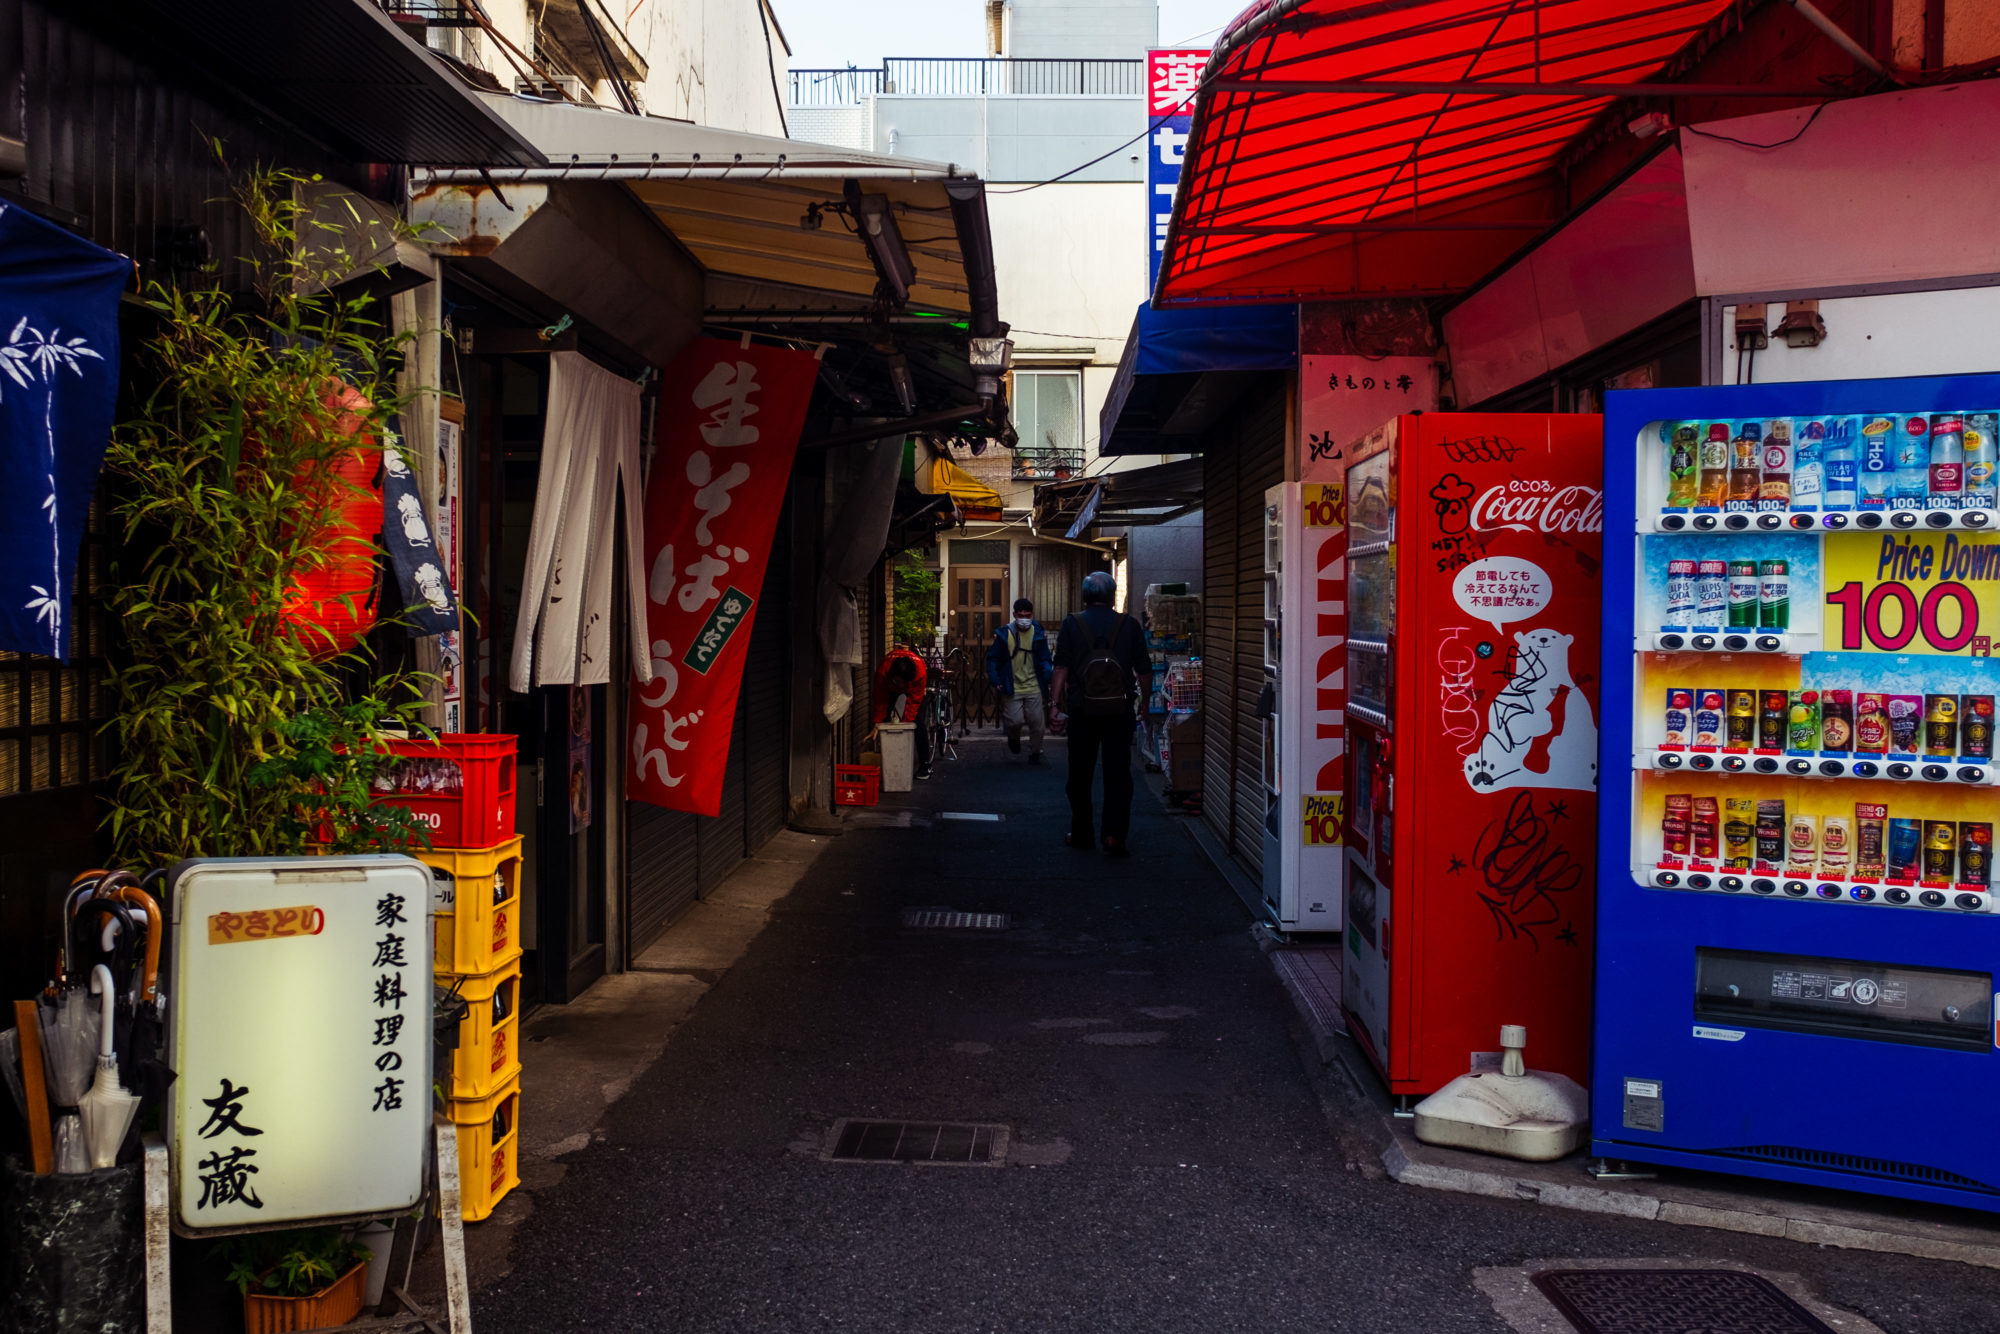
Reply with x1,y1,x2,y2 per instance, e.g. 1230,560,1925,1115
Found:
1146,49,1206,292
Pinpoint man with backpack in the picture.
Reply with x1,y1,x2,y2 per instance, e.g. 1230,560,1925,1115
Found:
1050,570,1151,855
985,597,1053,765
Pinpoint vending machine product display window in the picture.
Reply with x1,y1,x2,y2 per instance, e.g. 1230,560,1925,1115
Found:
1596,374,2000,1211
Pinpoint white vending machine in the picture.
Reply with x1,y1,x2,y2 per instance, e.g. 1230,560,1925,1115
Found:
1260,481,1346,932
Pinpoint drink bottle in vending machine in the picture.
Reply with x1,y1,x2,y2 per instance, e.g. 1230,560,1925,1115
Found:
1341,412,1603,1096
1601,375,2000,1212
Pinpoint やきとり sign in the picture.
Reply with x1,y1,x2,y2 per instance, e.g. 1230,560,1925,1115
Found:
167,856,432,1228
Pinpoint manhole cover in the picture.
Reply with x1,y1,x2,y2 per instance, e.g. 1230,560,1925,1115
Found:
824,1119,1009,1166
902,909,1010,930
1531,1269,1838,1334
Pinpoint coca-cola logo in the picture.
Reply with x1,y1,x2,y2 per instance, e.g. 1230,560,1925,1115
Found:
1469,482,1603,534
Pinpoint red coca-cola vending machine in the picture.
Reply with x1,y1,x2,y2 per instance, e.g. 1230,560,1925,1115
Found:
1342,412,1604,1096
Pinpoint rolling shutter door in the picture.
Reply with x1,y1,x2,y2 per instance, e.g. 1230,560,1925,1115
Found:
1201,442,1239,854
627,805,698,952
742,496,790,850
699,698,749,895
1231,395,1284,881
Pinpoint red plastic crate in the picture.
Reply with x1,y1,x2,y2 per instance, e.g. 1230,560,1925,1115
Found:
833,764,880,806
371,734,518,848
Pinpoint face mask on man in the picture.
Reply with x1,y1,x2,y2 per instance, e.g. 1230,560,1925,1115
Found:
1015,616,1033,631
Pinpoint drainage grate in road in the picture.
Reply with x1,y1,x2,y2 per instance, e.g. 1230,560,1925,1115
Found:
824,1119,1009,1166
1531,1269,1838,1334
902,909,1010,930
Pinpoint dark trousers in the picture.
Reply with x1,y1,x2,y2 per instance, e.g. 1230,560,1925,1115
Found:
1066,713,1135,845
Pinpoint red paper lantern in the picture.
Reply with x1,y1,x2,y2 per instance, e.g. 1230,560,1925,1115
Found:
278,385,381,656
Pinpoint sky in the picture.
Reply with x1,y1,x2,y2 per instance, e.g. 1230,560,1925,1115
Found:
773,1,1250,70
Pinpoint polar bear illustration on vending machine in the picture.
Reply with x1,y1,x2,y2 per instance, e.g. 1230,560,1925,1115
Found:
1462,626,1597,793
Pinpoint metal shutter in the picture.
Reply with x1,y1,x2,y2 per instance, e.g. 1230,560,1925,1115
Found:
699,698,749,895
1229,393,1285,882
742,506,790,851
1201,443,1239,855
627,804,699,952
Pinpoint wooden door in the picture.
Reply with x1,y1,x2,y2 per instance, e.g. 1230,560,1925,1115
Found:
950,565,1009,646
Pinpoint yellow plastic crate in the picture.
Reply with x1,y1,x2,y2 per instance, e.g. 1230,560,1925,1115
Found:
419,837,524,975
438,959,521,1101
448,1073,520,1223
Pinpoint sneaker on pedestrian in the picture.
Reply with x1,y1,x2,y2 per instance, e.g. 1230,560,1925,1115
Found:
917,766,932,781
1006,726,1022,754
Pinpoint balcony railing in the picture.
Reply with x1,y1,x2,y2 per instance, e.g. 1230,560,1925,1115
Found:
788,58,1143,107
1011,449,1085,482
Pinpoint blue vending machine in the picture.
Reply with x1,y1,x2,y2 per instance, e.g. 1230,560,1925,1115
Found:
1596,374,2000,1211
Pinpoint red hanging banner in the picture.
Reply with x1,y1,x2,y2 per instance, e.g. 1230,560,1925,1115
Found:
629,339,817,815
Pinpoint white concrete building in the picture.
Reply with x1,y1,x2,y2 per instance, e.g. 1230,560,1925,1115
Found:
787,0,1190,658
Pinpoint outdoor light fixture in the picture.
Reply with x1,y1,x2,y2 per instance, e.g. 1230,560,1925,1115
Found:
967,334,1013,400
886,351,916,416
1776,299,1826,348
847,186,916,305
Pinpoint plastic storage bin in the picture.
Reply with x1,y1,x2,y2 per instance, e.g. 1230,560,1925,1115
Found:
439,959,521,1100
878,722,916,792
448,1073,519,1222
833,765,880,806
370,734,518,850
420,837,524,976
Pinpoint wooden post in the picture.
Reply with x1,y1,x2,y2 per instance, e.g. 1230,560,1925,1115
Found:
13,999,52,1173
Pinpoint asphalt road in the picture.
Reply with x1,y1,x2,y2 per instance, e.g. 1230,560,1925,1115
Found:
473,736,2000,1333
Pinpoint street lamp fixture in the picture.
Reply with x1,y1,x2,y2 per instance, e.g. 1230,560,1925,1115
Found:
848,188,915,306
967,334,1012,400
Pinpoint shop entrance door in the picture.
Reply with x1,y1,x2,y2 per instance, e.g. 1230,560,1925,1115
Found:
947,564,1007,728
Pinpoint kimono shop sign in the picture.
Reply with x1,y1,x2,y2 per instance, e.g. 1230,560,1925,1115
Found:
629,339,817,816
166,857,432,1228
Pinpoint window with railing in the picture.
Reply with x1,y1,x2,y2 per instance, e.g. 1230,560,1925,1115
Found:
1010,370,1084,481
788,58,1143,107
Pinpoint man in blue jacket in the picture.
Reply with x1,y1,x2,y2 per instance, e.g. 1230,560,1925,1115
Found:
986,596,1053,765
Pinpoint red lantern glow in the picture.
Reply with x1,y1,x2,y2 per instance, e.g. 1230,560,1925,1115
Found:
278,385,382,656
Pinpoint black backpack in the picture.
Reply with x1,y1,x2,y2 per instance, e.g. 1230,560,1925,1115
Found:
1071,612,1133,717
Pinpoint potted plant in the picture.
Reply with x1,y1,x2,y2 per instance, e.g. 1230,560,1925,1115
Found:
221,1227,374,1333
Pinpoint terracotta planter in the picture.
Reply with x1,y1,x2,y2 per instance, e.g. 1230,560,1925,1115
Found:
241,1260,368,1333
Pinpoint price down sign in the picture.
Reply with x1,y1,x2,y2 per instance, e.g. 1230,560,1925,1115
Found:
1823,531,2000,657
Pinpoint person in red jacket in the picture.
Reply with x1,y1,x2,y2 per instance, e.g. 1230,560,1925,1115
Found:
868,645,932,779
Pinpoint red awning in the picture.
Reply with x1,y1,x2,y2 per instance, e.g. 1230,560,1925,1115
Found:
1157,0,1829,305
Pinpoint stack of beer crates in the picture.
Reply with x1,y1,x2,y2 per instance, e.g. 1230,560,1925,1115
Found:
373,734,523,1222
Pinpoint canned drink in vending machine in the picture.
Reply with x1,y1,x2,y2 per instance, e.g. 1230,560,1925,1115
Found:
1758,690,1789,751
1663,689,1693,747
1786,691,1819,752
1892,414,1932,509
1695,560,1728,626
1925,694,1960,756
1723,797,1756,868
1859,415,1896,510
1692,797,1720,862
1694,689,1726,749
1663,794,1692,859
1961,694,1994,760
1965,411,1999,508
1924,820,1959,883
1759,420,1793,511
1888,818,1924,879
1818,689,1854,753
1755,799,1788,869
1726,560,1759,628
1962,823,1993,887
1759,559,1788,630
1726,689,1757,749
1666,558,1697,625
1855,804,1888,877
1930,414,1965,508
1855,693,1891,753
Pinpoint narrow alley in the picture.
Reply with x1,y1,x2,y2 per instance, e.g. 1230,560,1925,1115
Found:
469,739,2000,1334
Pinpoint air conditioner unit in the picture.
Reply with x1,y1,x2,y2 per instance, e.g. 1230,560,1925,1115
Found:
513,73,584,101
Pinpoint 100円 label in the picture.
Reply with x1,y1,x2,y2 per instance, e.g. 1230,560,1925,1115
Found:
1824,532,2000,656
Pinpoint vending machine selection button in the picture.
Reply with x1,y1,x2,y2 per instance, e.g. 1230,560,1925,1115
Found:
1719,876,1745,892
1922,764,1951,782
1886,887,1912,904
1691,634,1718,650
1784,882,1810,897
1857,512,1885,529
1654,633,1686,651
1888,762,1916,779
1686,873,1713,890
1751,878,1777,894
1891,511,1920,529
1920,890,1948,907
1927,511,1955,528
1689,754,1714,771
1818,760,1847,777
1753,757,1781,774
1959,766,1988,783
1851,761,1880,777
1653,870,1681,888
1655,752,1684,770
1757,513,1784,530
1693,513,1719,531
1788,514,1816,531
1724,513,1752,530
1822,513,1849,529
1965,510,1991,528
1721,755,1748,772
1785,759,1813,775
1754,635,1785,652
1957,893,1987,911
1849,885,1876,902
1816,884,1844,900
1658,513,1688,531
1722,634,1751,651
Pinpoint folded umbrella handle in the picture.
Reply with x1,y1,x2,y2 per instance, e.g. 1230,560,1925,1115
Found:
108,886,164,1006
89,964,116,1059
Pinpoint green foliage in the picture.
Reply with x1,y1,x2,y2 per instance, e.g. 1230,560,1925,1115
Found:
102,159,431,865
891,551,942,646
219,1227,372,1299
244,701,431,854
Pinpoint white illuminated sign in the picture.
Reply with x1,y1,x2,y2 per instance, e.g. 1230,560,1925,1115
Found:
167,857,433,1229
